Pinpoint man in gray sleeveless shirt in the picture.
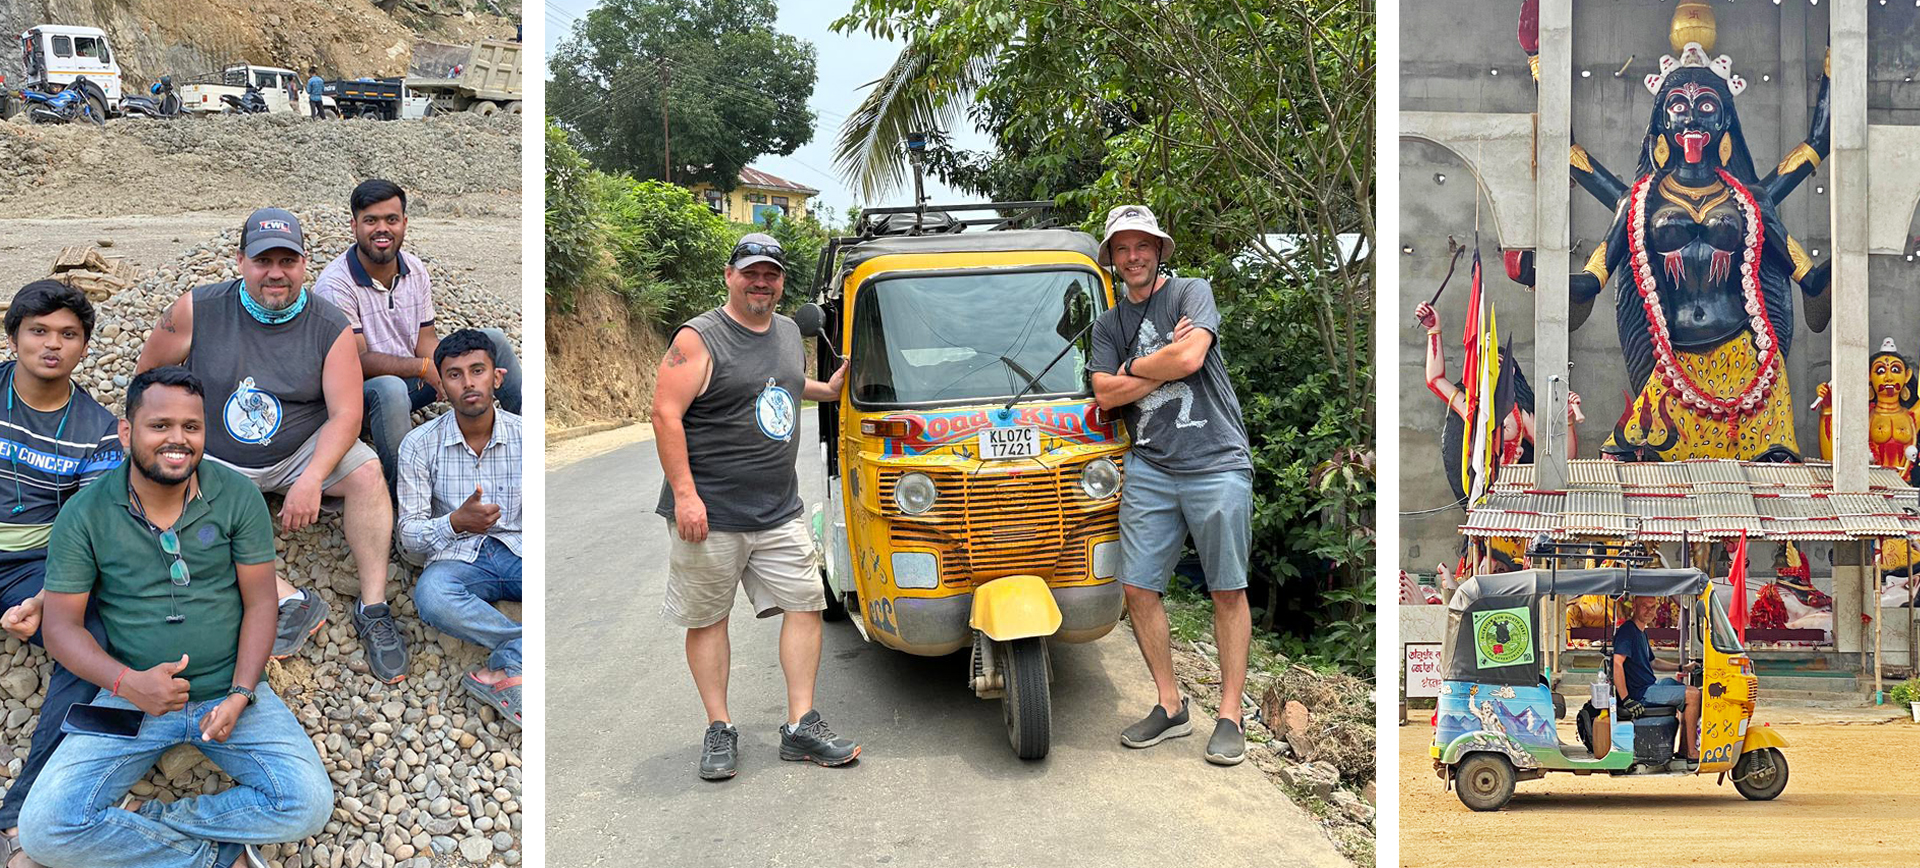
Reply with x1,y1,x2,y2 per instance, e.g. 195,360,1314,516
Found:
651,232,857,781
135,208,410,685
1088,205,1254,766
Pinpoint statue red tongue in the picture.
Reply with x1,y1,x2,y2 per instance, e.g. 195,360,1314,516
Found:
1678,131,1711,163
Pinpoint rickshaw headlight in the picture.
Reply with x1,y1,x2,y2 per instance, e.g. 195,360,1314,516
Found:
894,472,937,515
1079,458,1121,500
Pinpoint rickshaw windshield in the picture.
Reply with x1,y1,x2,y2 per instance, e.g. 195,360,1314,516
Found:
849,268,1104,408
1701,593,1745,654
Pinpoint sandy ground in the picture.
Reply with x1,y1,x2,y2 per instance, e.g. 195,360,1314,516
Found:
1399,715,1920,867
0,211,521,304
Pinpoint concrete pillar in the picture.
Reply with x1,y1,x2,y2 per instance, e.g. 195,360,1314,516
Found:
1829,2,1869,494
1533,0,1572,491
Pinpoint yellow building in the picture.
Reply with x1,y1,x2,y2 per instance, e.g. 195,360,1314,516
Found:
688,167,819,224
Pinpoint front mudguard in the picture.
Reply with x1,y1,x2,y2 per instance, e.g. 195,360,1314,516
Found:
970,574,1062,641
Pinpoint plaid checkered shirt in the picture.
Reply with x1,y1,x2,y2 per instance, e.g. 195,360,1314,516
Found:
397,408,522,564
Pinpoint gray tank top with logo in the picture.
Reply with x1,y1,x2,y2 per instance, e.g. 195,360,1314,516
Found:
186,280,351,468
655,308,804,533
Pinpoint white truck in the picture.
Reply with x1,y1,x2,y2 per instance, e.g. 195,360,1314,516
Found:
177,65,338,116
17,24,122,117
405,39,523,116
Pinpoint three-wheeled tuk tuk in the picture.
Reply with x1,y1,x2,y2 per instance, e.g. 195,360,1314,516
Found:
800,203,1128,759
1433,565,1789,810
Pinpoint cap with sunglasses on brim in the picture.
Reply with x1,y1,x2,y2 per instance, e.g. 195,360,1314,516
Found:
240,207,306,258
729,232,786,272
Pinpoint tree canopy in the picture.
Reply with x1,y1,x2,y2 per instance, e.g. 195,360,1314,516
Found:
548,0,820,191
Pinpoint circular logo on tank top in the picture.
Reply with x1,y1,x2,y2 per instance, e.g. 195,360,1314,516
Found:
224,377,282,446
756,377,796,442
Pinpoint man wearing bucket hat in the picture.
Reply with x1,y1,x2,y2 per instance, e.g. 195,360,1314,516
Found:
1088,204,1254,766
651,231,855,781
135,208,409,685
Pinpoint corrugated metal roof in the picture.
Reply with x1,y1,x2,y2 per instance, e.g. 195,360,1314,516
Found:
1461,458,1919,542
736,166,820,195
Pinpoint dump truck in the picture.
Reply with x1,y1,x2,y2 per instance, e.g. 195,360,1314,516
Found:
405,39,522,116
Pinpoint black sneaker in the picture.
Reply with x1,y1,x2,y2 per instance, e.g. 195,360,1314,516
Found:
778,710,861,766
272,591,328,659
699,721,738,780
353,602,409,684
1205,717,1247,766
1120,698,1193,748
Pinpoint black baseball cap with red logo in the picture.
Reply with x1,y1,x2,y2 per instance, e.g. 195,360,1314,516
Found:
241,208,306,258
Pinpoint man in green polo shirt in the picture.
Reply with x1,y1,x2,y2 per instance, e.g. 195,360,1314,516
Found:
16,367,331,868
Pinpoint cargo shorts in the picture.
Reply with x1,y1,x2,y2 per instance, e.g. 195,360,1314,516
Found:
662,516,825,628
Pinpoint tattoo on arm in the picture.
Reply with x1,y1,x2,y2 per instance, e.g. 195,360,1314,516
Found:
160,307,178,334
665,345,689,368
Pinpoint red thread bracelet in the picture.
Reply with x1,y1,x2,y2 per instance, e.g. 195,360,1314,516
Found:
111,666,129,697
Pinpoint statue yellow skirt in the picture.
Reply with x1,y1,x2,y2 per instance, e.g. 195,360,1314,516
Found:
1607,335,1797,461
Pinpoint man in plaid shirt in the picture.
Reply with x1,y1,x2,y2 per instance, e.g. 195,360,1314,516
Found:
395,329,522,729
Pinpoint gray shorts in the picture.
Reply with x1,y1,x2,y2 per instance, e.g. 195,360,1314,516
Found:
1117,459,1251,593
662,516,824,628
208,428,380,495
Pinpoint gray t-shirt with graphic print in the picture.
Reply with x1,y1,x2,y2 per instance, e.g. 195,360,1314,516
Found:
1088,276,1250,474
185,280,352,468
655,307,806,533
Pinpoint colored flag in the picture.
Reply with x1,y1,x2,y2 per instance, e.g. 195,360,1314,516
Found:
1729,531,1750,641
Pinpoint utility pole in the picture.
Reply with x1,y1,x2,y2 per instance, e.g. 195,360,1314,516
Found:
660,56,671,184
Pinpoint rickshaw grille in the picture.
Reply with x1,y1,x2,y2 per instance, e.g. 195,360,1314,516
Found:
877,464,1117,587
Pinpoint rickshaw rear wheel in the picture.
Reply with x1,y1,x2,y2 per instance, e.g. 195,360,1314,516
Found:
819,568,847,622
1732,748,1788,801
1455,753,1515,812
1001,638,1051,760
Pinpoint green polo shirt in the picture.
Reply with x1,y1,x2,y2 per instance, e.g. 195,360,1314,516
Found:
44,460,275,701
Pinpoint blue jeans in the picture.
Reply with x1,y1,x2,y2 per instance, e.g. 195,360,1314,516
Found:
414,538,522,674
1644,678,1687,707
19,685,331,868
366,327,523,494
0,549,109,829
1117,460,1252,593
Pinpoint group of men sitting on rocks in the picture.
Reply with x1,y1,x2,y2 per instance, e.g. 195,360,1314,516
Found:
0,179,523,868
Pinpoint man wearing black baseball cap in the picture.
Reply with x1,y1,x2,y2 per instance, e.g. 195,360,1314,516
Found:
135,208,410,684
651,231,856,780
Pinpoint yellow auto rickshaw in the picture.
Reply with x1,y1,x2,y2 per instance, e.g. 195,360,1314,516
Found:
798,203,1128,759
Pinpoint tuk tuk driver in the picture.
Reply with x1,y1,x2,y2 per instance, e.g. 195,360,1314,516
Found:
1614,595,1701,762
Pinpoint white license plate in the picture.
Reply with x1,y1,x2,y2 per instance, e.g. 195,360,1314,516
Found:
979,426,1040,460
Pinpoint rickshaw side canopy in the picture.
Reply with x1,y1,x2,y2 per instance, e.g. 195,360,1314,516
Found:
1441,569,1709,685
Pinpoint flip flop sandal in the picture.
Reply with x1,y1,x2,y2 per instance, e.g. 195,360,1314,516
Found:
461,672,523,730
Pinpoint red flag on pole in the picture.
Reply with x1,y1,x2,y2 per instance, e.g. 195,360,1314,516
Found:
1729,531,1750,641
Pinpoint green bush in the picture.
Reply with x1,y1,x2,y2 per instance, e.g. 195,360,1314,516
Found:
1892,678,1920,706
544,120,604,312
594,176,733,327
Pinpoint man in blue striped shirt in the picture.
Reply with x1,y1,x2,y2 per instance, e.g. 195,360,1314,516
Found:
0,281,123,868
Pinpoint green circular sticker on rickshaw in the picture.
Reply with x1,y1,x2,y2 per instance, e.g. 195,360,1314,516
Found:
1473,607,1534,669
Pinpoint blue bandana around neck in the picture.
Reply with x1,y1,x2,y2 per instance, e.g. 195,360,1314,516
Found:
238,280,308,325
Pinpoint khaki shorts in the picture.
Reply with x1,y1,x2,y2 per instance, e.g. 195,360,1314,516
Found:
662,516,823,628
208,429,380,495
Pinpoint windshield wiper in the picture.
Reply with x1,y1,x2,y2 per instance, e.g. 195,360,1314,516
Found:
1003,319,1096,411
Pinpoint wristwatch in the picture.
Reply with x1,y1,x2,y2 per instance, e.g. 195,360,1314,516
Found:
1123,358,1136,377
228,685,256,706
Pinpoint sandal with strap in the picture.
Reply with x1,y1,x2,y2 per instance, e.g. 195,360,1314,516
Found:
2,830,45,868
461,672,523,730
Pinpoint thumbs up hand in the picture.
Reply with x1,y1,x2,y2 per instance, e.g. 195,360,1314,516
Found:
123,654,192,716
451,484,500,535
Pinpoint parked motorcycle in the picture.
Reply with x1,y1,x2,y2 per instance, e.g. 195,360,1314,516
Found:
219,83,269,114
21,80,105,125
121,75,181,119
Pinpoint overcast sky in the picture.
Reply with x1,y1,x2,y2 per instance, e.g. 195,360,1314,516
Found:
539,0,994,221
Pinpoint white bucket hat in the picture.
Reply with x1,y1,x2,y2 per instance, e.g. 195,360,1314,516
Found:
1097,204,1175,267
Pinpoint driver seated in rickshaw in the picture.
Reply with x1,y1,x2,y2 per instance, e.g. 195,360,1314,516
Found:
1613,595,1701,762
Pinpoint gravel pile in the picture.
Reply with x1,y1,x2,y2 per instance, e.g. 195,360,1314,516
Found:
0,113,520,217
0,207,523,868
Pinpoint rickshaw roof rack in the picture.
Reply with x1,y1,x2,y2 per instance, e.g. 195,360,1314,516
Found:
1523,539,1656,565
850,201,1058,239
1451,568,1711,609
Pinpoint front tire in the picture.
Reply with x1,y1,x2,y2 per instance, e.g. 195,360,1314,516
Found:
1732,748,1789,801
1001,638,1051,760
1455,753,1516,812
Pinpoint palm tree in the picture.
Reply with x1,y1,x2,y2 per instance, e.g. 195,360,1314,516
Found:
831,41,992,202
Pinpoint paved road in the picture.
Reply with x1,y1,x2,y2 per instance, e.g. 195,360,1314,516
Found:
547,416,1349,868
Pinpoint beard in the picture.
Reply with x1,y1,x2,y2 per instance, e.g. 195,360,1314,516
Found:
454,388,494,418
357,235,399,265
251,283,299,311
133,444,198,486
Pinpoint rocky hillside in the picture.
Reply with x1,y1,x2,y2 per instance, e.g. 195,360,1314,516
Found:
4,0,520,87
